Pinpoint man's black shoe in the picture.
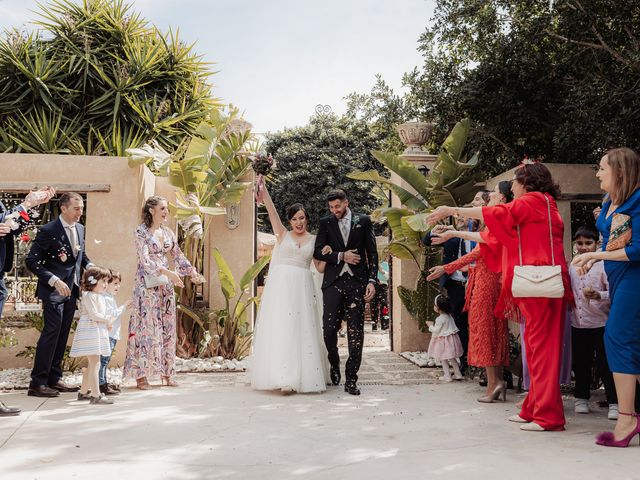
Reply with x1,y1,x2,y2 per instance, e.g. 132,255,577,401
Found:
344,383,361,396
28,385,60,398
48,381,80,393
330,368,341,386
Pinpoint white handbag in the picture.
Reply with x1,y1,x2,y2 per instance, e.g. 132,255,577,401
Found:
143,273,170,289
511,195,565,298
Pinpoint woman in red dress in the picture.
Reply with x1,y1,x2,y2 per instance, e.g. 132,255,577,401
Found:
427,181,513,403
426,163,573,432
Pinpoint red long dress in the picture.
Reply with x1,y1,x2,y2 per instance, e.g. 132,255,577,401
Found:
443,246,509,367
480,192,573,431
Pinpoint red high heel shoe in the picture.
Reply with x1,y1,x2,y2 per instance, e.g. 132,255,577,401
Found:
596,412,640,447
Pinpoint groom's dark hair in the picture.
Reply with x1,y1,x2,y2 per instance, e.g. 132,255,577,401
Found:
326,189,347,202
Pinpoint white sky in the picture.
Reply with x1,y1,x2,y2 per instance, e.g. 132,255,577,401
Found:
0,0,435,133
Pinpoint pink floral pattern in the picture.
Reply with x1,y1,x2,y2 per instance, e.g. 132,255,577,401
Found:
123,224,194,380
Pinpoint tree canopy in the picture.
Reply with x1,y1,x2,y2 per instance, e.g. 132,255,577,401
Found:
346,0,640,176
263,114,388,232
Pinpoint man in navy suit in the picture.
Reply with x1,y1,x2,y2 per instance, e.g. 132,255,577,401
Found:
26,192,92,397
0,188,55,414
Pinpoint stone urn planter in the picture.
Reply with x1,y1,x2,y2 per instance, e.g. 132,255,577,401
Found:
396,121,434,156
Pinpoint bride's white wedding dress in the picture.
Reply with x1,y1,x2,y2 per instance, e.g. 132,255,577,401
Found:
250,231,329,392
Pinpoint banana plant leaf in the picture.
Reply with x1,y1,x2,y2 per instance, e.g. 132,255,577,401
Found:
212,248,237,300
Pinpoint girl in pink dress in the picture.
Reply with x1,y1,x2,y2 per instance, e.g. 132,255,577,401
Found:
427,295,464,382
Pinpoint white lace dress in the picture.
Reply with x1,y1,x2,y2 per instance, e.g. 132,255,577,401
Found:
250,231,329,392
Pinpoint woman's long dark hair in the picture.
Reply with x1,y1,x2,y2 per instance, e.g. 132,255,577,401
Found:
498,180,514,203
513,163,561,199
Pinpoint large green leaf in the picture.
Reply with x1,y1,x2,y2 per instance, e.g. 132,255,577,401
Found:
239,255,271,292
212,248,237,300
348,170,428,210
371,151,431,202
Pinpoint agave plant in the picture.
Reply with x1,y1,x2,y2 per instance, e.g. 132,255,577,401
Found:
0,0,216,155
348,118,480,329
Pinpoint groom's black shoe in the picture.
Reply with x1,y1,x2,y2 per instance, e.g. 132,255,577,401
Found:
344,383,361,396
330,367,341,386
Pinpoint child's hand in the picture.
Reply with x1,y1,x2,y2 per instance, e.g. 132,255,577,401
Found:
583,287,601,301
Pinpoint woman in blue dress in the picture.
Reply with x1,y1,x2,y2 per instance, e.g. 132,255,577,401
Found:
573,147,640,447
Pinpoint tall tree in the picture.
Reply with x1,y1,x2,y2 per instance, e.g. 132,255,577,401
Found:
263,114,388,232
347,0,640,176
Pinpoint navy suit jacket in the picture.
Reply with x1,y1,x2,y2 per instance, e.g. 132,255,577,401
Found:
422,232,467,289
314,213,378,289
25,218,91,302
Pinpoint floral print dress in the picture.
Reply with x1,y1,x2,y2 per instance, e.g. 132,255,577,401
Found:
123,224,194,380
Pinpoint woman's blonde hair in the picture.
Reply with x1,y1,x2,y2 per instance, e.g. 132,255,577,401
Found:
142,195,166,228
605,148,640,205
81,265,111,292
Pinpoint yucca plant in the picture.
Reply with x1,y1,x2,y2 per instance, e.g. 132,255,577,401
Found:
348,118,480,329
0,0,216,154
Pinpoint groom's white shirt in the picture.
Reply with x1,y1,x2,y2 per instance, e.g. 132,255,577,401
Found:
338,209,354,277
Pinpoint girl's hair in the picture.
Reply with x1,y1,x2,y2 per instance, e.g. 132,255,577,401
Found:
81,265,111,291
435,294,452,314
108,269,122,283
513,163,561,199
287,203,308,221
497,180,514,203
604,148,640,205
574,226,598,242
142,195,166,228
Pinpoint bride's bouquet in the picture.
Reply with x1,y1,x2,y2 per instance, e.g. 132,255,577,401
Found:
251,153,274,204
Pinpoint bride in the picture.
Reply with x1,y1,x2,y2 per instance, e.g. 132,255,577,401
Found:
250,182,330,393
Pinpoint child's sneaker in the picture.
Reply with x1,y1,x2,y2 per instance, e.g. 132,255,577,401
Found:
574,398,590,414
439,376,453,383
608,403,619,420
89,395,114,405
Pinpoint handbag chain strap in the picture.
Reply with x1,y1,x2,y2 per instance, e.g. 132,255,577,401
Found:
516,194,555,267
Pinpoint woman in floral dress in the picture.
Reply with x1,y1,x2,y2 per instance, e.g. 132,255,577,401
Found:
123,196,204,389
428,181,514,402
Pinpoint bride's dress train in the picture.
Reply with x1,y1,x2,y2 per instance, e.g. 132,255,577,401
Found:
250,231,329,392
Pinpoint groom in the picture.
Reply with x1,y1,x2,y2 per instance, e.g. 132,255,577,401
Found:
314,189,378,395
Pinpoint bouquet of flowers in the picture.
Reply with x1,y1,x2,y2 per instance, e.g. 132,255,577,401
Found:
251,153,274,204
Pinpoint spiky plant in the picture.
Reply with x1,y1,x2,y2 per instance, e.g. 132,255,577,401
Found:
0,0,217,154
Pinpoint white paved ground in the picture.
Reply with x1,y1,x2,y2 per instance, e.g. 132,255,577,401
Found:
0,353,636,480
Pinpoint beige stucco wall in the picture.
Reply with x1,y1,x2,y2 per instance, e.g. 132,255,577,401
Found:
0,154,154,368
207,171,256,326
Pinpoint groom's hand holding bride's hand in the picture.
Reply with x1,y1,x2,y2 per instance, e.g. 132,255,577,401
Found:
343,249,360,265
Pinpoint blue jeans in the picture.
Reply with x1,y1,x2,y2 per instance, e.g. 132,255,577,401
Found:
0,273,7,317
99,337,117,386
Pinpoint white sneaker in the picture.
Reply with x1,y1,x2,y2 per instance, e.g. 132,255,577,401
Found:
608,403,619,420
574,398,590,414
439,376,453,383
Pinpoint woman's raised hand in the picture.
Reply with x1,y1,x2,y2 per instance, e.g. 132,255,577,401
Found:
571,254,596,276
425,206,455,225
190,270,206,285
426,265,446,281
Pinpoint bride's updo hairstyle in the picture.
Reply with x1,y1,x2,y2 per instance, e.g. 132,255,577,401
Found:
287,203,308,222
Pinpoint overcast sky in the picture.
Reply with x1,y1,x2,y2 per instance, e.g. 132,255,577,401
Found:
0,0,435,133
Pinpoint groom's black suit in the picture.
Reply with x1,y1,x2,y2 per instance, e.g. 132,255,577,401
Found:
314,211,378,386
26,218,91,387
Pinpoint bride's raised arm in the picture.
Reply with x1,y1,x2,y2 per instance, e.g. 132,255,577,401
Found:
256,181,287,240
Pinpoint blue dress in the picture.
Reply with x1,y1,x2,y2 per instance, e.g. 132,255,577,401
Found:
597,188,640,374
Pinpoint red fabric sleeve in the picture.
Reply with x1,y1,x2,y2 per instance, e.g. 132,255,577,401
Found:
443,246,481,275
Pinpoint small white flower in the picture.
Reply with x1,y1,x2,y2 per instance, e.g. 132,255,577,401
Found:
88,275,97,285
94,239,102,244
